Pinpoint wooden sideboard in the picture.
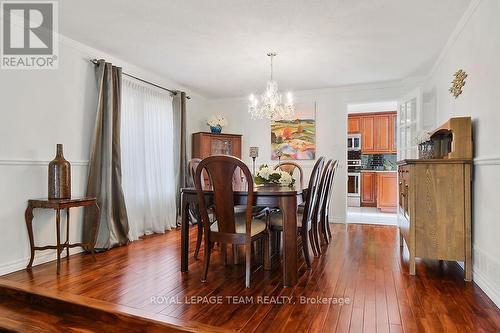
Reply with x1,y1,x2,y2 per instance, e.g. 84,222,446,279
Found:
192,132,242,159
397,117,473,281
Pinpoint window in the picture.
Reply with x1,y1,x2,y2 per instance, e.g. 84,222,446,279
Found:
120,77,177,240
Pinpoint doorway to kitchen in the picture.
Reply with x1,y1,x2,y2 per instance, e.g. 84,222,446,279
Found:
346,101,398,226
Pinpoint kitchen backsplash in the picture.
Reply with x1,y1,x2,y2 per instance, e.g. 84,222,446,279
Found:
361,154,397,171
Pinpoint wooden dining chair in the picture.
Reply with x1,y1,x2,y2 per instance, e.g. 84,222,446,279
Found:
274,162,304,188
320,160,338,244
311,160,337,256
268,157,325,268
188,158,264,260
187,158,205,259
194,155,270,288
310,160,333,256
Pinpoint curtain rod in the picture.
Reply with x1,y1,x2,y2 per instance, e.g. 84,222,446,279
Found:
89,59,190,99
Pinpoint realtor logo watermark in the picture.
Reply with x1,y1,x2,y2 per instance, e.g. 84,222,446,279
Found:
1,1,58,69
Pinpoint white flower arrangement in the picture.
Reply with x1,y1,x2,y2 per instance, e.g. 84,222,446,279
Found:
413,131,431,146
254,165,295,187
207,114,228,128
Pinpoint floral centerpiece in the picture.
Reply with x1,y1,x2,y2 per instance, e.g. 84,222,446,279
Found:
207,114,227,133
254,165,295,187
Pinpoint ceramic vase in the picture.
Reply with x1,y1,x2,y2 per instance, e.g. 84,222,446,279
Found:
48,144,71,199
210,125,222,133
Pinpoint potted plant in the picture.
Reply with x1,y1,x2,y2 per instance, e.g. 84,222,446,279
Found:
207,114,227,133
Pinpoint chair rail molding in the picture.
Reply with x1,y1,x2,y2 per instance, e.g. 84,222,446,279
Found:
473,155,500,166
0,159,89,166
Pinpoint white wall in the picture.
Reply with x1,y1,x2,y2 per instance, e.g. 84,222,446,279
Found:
347,101,398,113
420,0,500,307
0,35,207,275
192,82,404,222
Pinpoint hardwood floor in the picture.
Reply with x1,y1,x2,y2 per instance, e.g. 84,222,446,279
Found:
1,223,499,332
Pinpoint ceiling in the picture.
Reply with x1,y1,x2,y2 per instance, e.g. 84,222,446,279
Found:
60,0,471,98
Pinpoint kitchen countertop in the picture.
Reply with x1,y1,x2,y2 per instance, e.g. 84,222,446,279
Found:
360,170,397,173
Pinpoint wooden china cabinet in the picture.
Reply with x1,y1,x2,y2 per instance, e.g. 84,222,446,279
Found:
192,132,242,159
192,132,242,187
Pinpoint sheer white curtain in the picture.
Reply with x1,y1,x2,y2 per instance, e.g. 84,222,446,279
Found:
121,77,177,241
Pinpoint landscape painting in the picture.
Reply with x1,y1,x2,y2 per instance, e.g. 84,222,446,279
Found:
271,102,316,160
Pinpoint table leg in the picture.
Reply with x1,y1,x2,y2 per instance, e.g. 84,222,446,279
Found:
66,208,70,258
280,195,298,287
56,209,61,274
181,193,190,272
25,205,35,269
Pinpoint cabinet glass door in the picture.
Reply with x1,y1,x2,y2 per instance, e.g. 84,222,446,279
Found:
211,138,233,155
398,89,422,160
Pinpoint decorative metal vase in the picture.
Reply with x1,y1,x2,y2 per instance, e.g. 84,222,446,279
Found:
210,125,222,133
418,140,435,160
48,144,71,199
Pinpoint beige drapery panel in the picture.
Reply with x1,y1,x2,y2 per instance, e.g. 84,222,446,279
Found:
83,59,130,249
173,92,187,224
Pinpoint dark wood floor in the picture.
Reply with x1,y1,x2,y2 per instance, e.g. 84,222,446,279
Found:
1,223,499,332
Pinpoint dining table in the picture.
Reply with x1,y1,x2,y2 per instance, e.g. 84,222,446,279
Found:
180,184,304,287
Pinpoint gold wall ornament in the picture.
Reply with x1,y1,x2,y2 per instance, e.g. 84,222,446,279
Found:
449,69,467,98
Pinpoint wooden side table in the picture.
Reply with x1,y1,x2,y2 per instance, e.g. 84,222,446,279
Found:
25,197,100,274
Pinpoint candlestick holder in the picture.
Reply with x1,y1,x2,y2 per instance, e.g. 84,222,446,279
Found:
249,147,259,175
275,149,283,167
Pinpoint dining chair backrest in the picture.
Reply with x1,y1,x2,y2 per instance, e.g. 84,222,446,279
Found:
322,160,338,217
274,162,304,188
314,160,335,221
189,157,243,189
232,167,244,189
301,157,325,228
188,158,202,187
194,155,254,237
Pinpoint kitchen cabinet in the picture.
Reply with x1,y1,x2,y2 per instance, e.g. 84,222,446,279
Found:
390,113,397,152
349,112,397,154
361,172,376,206
376,172,397,213
348,117,361,133
374,114,391,152
360,117,374,152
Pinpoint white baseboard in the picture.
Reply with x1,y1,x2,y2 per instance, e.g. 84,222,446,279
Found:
471,245,500,308
328,217,346,224
0,248,84,276
473,268,500,308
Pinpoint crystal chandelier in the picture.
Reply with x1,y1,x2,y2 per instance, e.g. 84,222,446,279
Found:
248,53,295,120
